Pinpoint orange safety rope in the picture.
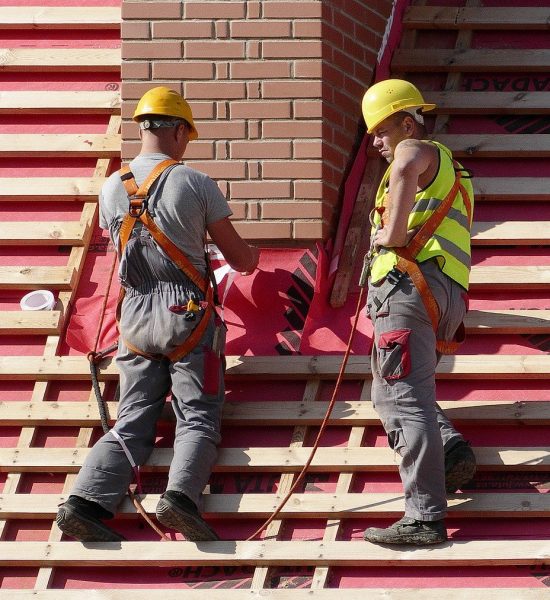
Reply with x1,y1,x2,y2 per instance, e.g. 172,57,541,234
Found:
246,283,366,541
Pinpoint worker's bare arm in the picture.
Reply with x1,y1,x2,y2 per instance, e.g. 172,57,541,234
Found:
374,140,436,249
207,217,259,274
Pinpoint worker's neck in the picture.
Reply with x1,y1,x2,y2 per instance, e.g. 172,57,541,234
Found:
139,138,178,160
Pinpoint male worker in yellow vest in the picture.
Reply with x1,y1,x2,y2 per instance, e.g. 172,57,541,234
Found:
361,79,476,546
56,86,259,542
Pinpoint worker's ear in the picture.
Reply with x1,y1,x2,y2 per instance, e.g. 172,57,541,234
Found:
402,115,415,136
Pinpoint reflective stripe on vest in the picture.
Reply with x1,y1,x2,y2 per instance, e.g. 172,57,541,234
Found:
370,141,474,290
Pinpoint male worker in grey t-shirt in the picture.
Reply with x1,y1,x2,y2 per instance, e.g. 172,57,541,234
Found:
57,86,259,542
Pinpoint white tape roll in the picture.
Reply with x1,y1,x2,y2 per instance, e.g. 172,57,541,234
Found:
20,290,56,311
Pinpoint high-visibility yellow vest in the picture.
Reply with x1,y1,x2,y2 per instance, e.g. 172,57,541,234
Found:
370,141,474,290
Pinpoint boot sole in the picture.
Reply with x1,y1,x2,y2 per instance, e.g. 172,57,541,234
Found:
364,531,447,546
56,505,125,542
446,458,477,493
156,497,219,541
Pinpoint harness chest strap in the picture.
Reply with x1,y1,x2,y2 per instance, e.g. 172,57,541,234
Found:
388,164,471,354
117,160,214,362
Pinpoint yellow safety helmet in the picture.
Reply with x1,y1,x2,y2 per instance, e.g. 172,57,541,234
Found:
133,86,198,141
362,79,435,134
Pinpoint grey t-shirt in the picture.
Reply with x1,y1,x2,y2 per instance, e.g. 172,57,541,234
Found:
100,153,232,277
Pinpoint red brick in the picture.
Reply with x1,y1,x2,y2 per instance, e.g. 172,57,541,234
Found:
230,60,290,79
197,121,247,140
190,101,216,119
233,221,292,240
186,161,247,179
121,140,141,160
293,20,322,38
263,1,322,18
294,140,322,159
230,101,291,119
231,141,291,159
153,21,213,39
230,181,291,199
122,81,182,100
247,1,261,19
247,202,260,219
153,61,214,80
294,60,322,78
122,41,182,60
215,20,229,38
122,1,182,20
294,180,323,199
248,161,260,178
262,40,322,58
263,119,322,138
293,220,326,240
184,40,245,59
184,1,246,19
121,120,140,140
246,40,260,59
227,201,247,219
121,21,150,39
293,100,322,118
216,140,228,160
121,61,150,79
185,81,246,100
183,141,215,160
249,120,260,138
261,201,322,219
262,80,322,99
262,160,322,179
231,20,291,38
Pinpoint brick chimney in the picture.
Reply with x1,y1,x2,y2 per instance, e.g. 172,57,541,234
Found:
121,0,394,244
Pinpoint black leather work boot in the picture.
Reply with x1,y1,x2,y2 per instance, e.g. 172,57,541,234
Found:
364,516,448,546
445,440,477,493
56,496,126,542
156,490,219,541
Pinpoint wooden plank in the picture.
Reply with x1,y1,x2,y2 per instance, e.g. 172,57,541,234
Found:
0,311,61,335
469,266,550,289
473,178,550,202
1,492,547,520
0,134,120,158
424,91,550,114
1,398,548,427
2,354,550,380
0,7,120,29
0,591,546,600
0,49,120,72
0,91,120,114
437,134,550,158
472,221,550,244
0,178,104,201
0,591,545,600
0,222,85,245
0,267,75,290
392,48,550,72
366,135,550,158
0,540,547,567
404,6,550,30
0,446,546,473
465,309,550,334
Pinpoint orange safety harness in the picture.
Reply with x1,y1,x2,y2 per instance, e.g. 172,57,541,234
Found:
118,159,216,362
378,160,473,354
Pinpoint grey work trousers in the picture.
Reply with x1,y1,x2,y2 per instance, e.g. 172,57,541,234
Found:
367,259,468,521
71,282,225,515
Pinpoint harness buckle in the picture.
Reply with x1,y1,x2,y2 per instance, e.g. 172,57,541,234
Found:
386,267,405,286
128,196,148,218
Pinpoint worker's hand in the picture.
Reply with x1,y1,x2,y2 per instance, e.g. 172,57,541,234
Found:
373,226,418,251
241,245,260,276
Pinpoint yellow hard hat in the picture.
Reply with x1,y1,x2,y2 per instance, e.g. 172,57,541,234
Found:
362,79,435,134
133,86,198,140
